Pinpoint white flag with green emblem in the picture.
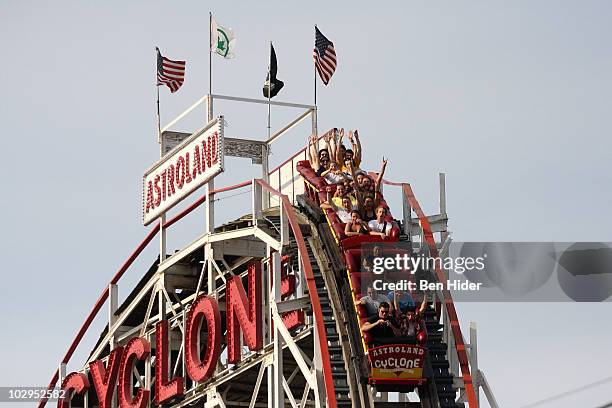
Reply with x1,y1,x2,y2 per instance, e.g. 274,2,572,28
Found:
211,17,236,59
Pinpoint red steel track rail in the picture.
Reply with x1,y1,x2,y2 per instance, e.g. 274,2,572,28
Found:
383,179,478,408
38,178,340,408
256,179,338,407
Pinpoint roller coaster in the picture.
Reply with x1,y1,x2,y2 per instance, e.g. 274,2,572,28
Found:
41,94,498,408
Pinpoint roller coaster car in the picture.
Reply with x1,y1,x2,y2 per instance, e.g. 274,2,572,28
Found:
344,248,429,389
296,159,429,391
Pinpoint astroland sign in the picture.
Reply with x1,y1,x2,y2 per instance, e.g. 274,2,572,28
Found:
142,117,225,225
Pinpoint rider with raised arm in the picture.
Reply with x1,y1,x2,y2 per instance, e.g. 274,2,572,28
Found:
307,133,331,176
320,187,355,223
350,158,388,210
350,129,362,169
336,129,363,173
395,292,428,341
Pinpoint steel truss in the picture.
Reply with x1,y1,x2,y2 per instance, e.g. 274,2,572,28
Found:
60,183,332,408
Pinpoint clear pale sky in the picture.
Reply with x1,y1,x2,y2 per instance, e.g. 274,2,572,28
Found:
1,1,611,407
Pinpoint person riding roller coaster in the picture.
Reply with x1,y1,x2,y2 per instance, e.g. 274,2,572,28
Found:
361,293,428,346
355,285,389,317
368,206,395,238
394,292,428,344
328,184,357,208
344,210,370,236
335,129,362,173
320,188,355,223
361,302,401,345
348,158,387,211
307,133,330,176
307,128,362,176
321,162,350,185
361,197,376,222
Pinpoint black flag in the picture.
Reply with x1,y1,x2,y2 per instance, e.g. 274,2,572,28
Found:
263,43,284,98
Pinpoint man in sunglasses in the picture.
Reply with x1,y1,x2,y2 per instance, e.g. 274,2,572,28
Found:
361,302,401,344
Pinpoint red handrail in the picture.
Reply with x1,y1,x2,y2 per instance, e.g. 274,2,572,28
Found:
382,179,479,408
256,179,338,408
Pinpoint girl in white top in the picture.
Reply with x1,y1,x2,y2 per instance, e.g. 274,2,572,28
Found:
321,162,350,185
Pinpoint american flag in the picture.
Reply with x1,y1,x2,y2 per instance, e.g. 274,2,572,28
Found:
313,26,337,85
156,47,186,93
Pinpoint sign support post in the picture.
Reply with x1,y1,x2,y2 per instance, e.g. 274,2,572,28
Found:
205,95,216,301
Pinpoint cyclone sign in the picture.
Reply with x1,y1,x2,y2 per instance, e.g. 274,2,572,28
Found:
369,344,426,380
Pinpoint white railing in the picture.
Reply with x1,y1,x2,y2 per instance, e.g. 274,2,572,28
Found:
268,148,307,206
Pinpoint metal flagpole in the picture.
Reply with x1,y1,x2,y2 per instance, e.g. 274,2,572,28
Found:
156,48,162,145
155,47,166,262
205,12,215,301
209,12,213,102
267,41,272,141
263,42,272,210
313,26,318,141
156,85,161,143
208,12,213,121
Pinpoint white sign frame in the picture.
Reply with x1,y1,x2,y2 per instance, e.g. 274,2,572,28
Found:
142,116,225,225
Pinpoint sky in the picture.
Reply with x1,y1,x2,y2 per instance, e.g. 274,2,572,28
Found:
1,1,612,407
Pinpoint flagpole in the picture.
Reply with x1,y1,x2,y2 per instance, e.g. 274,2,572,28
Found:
267,41,272,141
156,48,162,145
208,11,213,121
264,41,272,210
313,25,318,141
155,47,166,263
156,86,161,143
